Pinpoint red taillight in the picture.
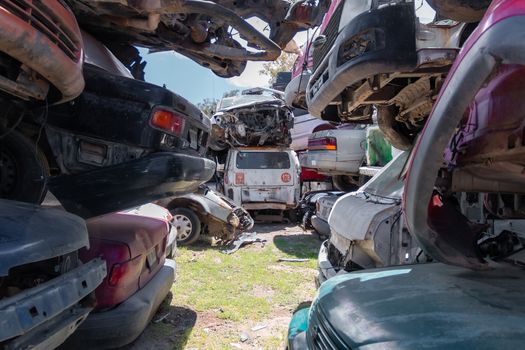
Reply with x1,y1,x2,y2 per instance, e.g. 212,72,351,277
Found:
151,109,185,136
108,256,142,286
235,172,245,185
281,172,292,183
308,137,337,150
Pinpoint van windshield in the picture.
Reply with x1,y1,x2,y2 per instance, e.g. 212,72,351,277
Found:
236,152,290,169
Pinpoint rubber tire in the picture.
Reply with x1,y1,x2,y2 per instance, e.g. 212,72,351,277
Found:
170,207,201,246
332,175,359,192
427,0,490,23
287,209,298,223
0,131,48,203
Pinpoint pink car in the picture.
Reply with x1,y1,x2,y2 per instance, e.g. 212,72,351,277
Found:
61,204,175,349
404,0,525,269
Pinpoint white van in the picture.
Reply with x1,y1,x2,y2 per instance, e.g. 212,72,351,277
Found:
223,147,301,212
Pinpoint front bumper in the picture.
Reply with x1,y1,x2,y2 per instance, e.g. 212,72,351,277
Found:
0,0,83,102
62,259,176,349
311,215,330,237
0,258,107,345
317,240,337,286
307,3,417,118
287,307,310,350
49,153,216,218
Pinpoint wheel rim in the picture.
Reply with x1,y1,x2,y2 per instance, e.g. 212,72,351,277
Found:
173,214,193,241
0,149,17,197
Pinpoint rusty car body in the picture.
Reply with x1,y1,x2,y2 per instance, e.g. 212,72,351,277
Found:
157,184,254,245
67,0,330,78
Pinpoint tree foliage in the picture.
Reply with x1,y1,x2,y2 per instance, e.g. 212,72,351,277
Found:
197,97,219,116
197,89,241,116
259,52,297,84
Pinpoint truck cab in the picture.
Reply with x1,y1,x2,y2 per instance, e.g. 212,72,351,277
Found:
223,147,301,214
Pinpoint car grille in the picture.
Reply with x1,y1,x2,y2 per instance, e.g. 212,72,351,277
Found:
312,1,344,73
2,0,81,61
307,306,350,349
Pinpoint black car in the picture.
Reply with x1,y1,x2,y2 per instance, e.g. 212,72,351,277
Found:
6,32,215,218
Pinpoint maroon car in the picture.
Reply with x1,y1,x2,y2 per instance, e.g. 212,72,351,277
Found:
61,204,175,349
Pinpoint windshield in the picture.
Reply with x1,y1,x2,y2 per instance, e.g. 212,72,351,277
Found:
360,151,409,199
236,152,290,169
82,31,133,79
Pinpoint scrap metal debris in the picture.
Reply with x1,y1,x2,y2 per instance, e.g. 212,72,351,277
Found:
251,324,268,331
220,232,266,254
278,258,309,262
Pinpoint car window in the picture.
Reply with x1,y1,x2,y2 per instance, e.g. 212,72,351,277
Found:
82,31,134,79
236,152,290,169
360,151,409,199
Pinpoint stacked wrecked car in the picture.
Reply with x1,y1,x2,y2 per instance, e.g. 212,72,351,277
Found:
288,0,525,349
0,0,333,347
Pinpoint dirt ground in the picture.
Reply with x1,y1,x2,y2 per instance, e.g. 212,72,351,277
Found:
123,223,321,350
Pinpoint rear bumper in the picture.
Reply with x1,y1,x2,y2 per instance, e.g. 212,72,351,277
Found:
311,215,330,237
302,151,361,175
307,3,417,118
0,1,83,102
49,153,216,218
62,259,176,349
284,72,311,109
0,258,106,345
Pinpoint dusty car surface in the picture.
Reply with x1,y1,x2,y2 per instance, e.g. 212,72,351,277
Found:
288,261,525,350
0,200,107,349
306,0,475,150
302,125,366,191
157,185,254,245
67,0,330,78
36,32,215,217
61,205,175,349
210,89,294,151
318,151,421,284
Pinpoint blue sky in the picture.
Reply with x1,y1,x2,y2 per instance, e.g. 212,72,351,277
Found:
140,1,435,106
141,51,247,105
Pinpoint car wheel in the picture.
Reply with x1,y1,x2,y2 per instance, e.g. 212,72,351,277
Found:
427,0,490,22
0,131,48,203
170,207,201,245
332,175,359,192
287,209,298,223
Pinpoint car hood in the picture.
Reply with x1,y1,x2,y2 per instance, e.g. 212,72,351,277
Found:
313,262,525,349
0,200,89,276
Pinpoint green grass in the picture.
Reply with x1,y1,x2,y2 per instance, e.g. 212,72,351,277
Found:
168,227,321,349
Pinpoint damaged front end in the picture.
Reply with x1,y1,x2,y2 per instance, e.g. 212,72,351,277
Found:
0,200,106,349
210,89,294,150
67,0,330,78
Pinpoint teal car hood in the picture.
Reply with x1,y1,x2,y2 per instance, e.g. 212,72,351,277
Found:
313,262,525,349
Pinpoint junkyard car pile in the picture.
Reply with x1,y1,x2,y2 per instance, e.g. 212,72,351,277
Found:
0,0,324,348
288,0,525,348
3,0,525,348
